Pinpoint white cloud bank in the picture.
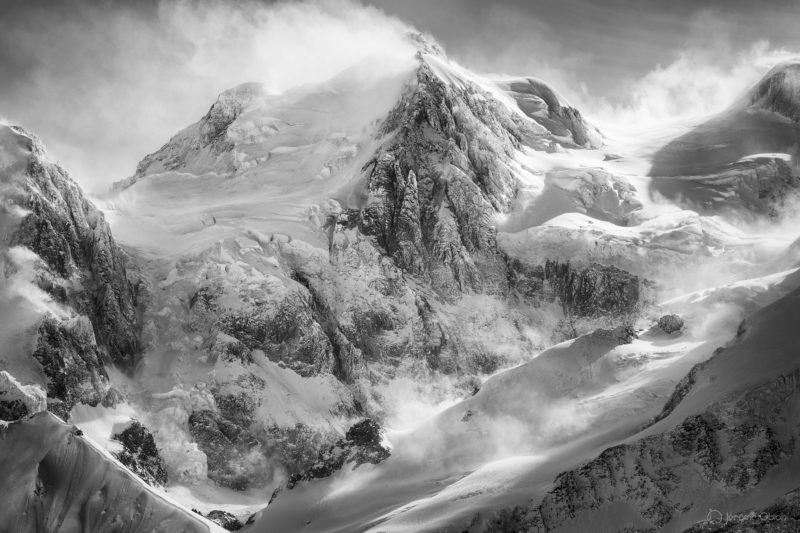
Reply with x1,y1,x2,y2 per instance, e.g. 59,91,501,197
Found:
587,40,800,127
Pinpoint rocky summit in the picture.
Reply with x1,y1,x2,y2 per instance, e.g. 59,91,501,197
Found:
2,23,800,533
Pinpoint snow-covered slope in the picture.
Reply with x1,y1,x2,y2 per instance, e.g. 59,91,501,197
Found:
0,412,224,533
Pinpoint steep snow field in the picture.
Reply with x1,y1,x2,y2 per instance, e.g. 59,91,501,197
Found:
0,412,225,533
100,58,417,259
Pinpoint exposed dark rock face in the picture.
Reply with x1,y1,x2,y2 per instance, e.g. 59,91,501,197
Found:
32,315,118,420
9,130,145,369
113,420,168,487
0,398,28,421
188,409,387,495
508,259,649,320
205,510,243,531
1,125,144,421
658,314,684,334
542,260,648,318
215,288,337,377
187,409,271,490
186,273,353,380
288,270,367,383
286,419,390,490
346,61,542,298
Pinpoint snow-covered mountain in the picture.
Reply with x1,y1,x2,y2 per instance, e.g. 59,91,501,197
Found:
650,61,800,222
2,32,800,533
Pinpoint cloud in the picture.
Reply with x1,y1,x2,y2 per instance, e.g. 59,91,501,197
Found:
588,42,800,127
585,11,800,126
160,0,415,94
0,0,415,191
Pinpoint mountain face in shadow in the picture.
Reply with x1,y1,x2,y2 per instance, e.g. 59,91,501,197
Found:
650,62,800,178
649,62,800,220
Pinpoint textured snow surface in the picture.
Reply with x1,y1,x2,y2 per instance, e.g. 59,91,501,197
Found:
0,412,226,533
102,59,417,259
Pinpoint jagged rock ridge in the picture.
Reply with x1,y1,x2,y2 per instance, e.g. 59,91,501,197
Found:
1,124,145,419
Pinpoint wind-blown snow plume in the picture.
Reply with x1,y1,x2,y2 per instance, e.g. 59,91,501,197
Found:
587,12,800,126
161,0,416,94
591,42,800,126
0,0,416,190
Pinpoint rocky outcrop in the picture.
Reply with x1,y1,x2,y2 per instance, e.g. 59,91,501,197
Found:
508,259,649,324
187,409,271,491
8,128,145,369
112,421,168,487
658,314,684,335
285,419,390,489
205,510,242,531
0,123,149,433
211,285,337,377
182,263,365,383
347,59,535,298
32,315,119,420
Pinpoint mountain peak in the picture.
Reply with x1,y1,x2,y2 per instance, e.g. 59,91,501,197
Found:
406,31,446,58
747,59,800,120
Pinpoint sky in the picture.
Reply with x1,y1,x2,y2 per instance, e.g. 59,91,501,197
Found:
1,0,799,191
